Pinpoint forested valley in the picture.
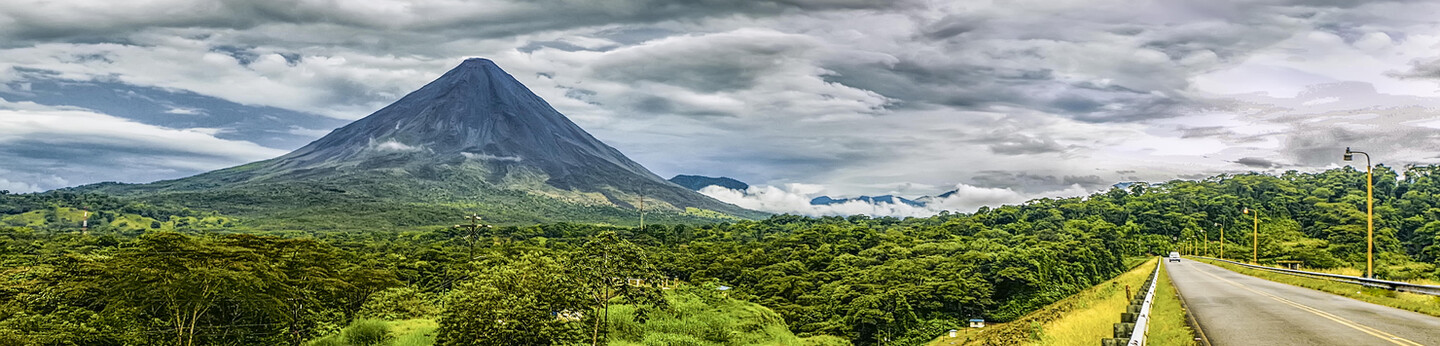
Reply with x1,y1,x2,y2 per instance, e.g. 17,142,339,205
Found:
4,164,1440,345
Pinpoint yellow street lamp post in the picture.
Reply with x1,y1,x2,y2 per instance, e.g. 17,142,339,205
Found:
1343,147,1375,279
1217,223,1224,260
1244,208,1258,263
1202,229,1209,257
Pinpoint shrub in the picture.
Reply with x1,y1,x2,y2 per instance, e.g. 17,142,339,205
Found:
358,286,438,320
341,319,391,346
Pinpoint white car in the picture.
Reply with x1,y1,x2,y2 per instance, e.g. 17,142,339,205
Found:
1168,252,1181,262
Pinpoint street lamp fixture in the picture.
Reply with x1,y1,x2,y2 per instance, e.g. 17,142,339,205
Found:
1343,147,1375,279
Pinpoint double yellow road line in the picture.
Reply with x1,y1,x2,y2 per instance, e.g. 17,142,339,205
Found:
1192,265,1423,346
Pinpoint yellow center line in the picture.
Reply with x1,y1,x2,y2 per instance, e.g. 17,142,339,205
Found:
1191,264,1424,346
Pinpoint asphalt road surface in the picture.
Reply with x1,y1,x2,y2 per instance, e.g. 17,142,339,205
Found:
1167,259,1440,345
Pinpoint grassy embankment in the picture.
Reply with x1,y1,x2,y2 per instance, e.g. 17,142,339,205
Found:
1194,258,1440,317
928,257,1196,346
1147,262,1197,345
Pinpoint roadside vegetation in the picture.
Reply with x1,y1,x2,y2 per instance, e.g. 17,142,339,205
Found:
1148,263,1198,346
1018,258,1159,346
8,163,1440,344
1195,258,1440,317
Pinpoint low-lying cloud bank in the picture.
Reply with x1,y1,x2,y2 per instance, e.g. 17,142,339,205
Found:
699,182,1092,218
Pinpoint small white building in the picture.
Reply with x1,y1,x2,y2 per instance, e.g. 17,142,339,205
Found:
968,319,985,328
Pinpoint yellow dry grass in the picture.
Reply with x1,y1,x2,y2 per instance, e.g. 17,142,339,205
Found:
1021,258,1158,346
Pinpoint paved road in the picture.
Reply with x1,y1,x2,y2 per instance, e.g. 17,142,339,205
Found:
1167,259,1440,345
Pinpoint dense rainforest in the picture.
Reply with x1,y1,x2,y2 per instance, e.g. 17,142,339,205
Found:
3,164,1439,345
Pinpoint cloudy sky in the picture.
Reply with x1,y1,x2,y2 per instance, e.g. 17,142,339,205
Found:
3,0,1440,216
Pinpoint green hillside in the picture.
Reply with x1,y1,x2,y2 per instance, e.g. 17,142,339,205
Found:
74,162,763,230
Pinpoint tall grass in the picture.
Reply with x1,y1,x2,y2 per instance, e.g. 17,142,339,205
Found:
1196,258,1440,317
306,318,433,346
341,319,392,346
607,288,805,346
388,319,437,346
1018,258,1158,346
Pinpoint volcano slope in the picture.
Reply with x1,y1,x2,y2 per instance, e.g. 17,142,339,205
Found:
79,59,765,229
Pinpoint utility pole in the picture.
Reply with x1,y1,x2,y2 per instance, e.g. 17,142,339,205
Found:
638,185,645,232
454,214,492,262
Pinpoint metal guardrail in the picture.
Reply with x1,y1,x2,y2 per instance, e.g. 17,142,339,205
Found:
1103,259,1161,346
1195,256,1440,297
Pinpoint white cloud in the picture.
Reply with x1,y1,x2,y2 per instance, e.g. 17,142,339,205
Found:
163,106,204,115
700,182,1093,217
0,99,284,161
0,41,445,119
0,178,41,193
372,139,423,152
0,98,286,189
462,152,523,162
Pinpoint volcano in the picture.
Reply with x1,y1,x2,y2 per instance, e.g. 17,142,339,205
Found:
81,58,763,228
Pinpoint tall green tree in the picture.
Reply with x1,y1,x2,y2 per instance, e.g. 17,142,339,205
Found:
435,254,589,346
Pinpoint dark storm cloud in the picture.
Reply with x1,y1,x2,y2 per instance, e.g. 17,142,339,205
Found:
970,171,1109,193
589,31,820,94
1234,157,1286,169
1282,120,1440,167
1388,58,1440,80
0,0,918,44
824,54,1194,123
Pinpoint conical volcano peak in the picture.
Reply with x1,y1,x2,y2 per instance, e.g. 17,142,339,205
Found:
448,57,506,77
430,57,518,90
461,57,498,66
271,57,673,191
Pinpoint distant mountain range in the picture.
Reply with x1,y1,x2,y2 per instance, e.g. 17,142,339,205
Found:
809,195,926,207
77,58,765,228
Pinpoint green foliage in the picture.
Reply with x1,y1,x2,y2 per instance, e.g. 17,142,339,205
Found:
388,319,439,346
607,285,802,346
358,287,439,321
8,164,1440,345
0,229,394,345
435,254,591,346
801,335,854,346
308,335,348,346
341,319,392,346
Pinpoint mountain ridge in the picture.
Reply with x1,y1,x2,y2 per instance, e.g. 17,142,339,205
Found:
669,175,750,191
